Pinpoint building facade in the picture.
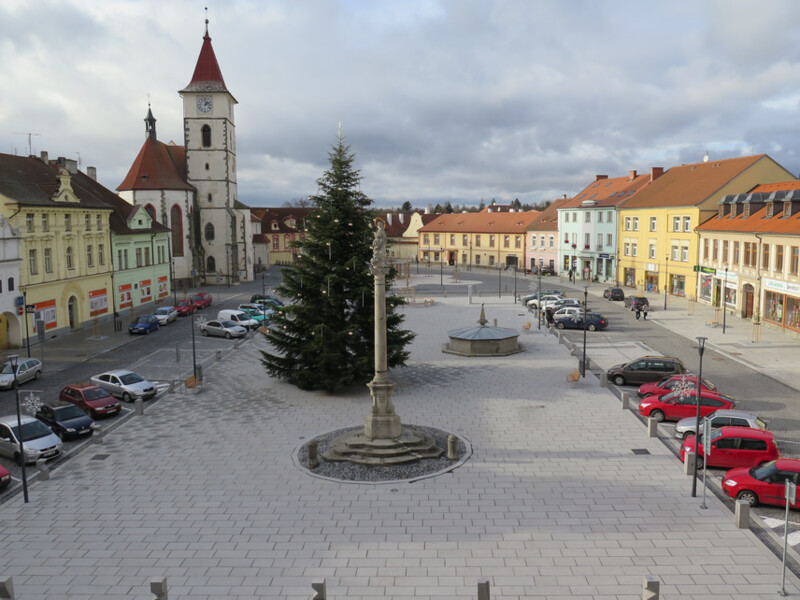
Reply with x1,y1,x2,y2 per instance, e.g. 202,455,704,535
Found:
526,199,567,274
0,216,22,348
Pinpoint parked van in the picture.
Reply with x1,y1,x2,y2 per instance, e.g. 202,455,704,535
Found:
217,309,259,330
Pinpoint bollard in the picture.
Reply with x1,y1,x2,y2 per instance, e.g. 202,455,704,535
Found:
150,577,168,600
312,578,326,600
735,499,750,528
216,349,222,361
93,424,103,444
647,417,658,437
307,440,319,469
621,392,629,410
642,575,659,600
0,577,14,599
135,398,144,416
599,372,608,388
477,578,490,600
683,451,696,476
35,459,50,481
447,435,459,460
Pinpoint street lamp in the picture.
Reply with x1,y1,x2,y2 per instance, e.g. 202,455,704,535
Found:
691,336,708,497
722,267,728,334
537,259,543,330
261,269,266,299
191,316,198,381
513,261,517,302
664,255,669,310
21,289,31,358
9,354,29,503
581,285,588,377
439,249,443,287
468,243,472,271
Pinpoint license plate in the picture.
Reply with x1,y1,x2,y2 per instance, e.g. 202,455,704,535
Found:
42,451,56,458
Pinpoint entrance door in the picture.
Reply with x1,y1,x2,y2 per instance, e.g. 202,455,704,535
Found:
743,284,754,318
68,296,76,329
448,251,455,265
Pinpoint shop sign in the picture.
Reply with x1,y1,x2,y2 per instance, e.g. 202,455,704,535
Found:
765,278,800,295
693,265,717,274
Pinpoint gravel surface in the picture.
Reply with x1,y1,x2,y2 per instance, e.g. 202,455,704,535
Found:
296,424,469,482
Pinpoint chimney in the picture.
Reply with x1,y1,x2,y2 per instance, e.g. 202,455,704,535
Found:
628,170,637,181
399,213,404,224
87,166,97,181
650,167,664,181
386,213,392,226
595,175,608,181
40,151,49,164
57,157,78,174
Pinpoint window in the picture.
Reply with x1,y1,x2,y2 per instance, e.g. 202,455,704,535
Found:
712,240,718,261
25,214,33,233
44,248,52,273
683,216,691,232
776,245,784,272
624,243,630,256
791,246,799,275
475,255,481,265
572,212,577,222
744,242,752,267
585,212,591,223
205,223,215,241
673,216,680,232
144,247,150,266
631,242,637,257
433,234,439,245
649,244,656,259
66,247,73,269
504,235,510,248
548,235,554,248
598,212,603,223
488,255,495,266
272,235,279,250
86,245,93,267
632,217,639,231
598,233,604,249
423,234,429,245
202,124,211,147
99,244,104,265
42,214,49,232
475,235,481,247
117,249,123,270
171,205,183,257
208,194,212,203
733,241,740,265
722,240,729,264
85,214,91,230
433,252,440,262
7,277,13,292
64,214,71,231
123,249,129,269
144,205,156,221
681,246,689,262
96,215,102,230
462,235,467,246
607,210,613,222
762,243,770,270
606,233,612,247
584,233,590,248
515,236,521,249
28,249,37,274
540,234,545,247
450,234,455,245
649,217,657,232
624,217,631,231
207,256,216,272
703,239,709,261
135,248,142,268
672,245,679,261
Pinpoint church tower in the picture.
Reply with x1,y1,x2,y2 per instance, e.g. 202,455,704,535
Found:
180,18,251,283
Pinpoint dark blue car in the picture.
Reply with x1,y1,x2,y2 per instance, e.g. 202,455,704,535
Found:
36,404,94,440
554,313,609,331
128,314,159,335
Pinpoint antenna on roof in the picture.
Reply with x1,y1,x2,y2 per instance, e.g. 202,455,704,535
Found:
12,132,40,156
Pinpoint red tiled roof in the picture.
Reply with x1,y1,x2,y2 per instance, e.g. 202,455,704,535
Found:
528,198,570,231
252,207,313,234
748,181,800,194
560,171,654,209
620,155,773,208
181,28,230,94
697,205,800,234
419,211,540,233
117,138,194,192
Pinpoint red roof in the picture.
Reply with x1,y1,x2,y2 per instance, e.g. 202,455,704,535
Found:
117,138,194,192
181,27,230,94
528,198,570,231
419,211,540,233
560,171,655,209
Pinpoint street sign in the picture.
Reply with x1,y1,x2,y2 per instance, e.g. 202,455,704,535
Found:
787,481,797,505
15,296,23,307
703,419,712,455
25,304,36,314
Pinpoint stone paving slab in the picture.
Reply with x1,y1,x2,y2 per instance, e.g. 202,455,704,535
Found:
0,297,799,599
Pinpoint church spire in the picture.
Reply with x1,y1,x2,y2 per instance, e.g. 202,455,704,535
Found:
145,105,157,141
180,14,229,94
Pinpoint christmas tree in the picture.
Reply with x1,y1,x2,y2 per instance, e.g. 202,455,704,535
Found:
260,135,415,392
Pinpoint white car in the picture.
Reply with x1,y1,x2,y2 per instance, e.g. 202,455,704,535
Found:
526,294,562,310
0,358,43,390
90,369,157,402
551,306,583,320
0,414,63,465
154,306,178,325
542,297,581,311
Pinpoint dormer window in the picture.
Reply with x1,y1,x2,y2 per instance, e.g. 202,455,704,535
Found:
766,202,774,218
271,221,279,231
730,203,738,218
743,203,750,218
785,200,793,218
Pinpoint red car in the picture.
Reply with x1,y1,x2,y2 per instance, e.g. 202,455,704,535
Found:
637,374,717,399
192,292,213,310
638,390,735,422
176,299,196,316
59,384,121,418
681,427,779,470
722,459,800,507
0,464,10,490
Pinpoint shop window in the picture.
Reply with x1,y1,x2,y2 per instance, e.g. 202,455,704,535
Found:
786,296,800,330
766,291,784,324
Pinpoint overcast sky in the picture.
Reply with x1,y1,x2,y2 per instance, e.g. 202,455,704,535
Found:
3,0,800,209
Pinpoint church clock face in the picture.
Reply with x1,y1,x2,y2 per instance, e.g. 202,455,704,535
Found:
197,96,213,113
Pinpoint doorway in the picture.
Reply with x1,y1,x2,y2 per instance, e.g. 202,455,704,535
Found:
743,284,754,318
68,296,77,329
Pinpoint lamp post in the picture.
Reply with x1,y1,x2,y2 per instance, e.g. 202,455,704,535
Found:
191,316,198,381
439,249,443,287
722,267,728,334
468,243,472,271
581,285,588,377
513,261,517,302
10,355,29,503
691,337,708,497
171,260,178,306
261,269,266,299
664,255,669,310
498,264,502,298
537,259,543,330
21,289,31,358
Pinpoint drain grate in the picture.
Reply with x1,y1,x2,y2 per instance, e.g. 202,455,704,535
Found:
91,454,110,460
631,448,650,455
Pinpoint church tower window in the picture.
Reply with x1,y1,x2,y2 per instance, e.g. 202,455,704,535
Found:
206,256,216,273
205,223,215,241
202,125,211,148
171,205,184,257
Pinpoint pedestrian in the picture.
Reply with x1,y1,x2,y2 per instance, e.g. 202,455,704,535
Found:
635,308,641,321
545,307,554,325
643,304,649,320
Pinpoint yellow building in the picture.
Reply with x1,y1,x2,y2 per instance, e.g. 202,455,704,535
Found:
616,155,795,301
0,153,114,346
418,211,539,269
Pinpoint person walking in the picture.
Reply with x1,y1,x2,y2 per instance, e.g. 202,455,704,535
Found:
635,308,641,321
642,301,649,320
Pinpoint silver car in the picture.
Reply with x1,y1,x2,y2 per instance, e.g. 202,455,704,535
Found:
199,319,247,339
674,409,768,439
0,414,63,464
154,306,178,325
90,369,157,402
0,358,42,390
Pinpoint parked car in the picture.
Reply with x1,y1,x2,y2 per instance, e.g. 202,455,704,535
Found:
554,313,608,331
544,297,581,311
624,296,650,311
527,294,563,310
722,459,800,507
604,287,625,301
681,427,779,470
154,306,178,325
552,306,583,320
674,409,767,440
192,292,213,310
638,390,736,422
217,309,259,330
128,314,159,335
606,356,686,386
0,358,42,390
35,404,94,440
0,464,10,490
199,319,247,339
237,305,270,323
0,414,63,465
59,384,122,418
176,299,196,316
250,293,283,306
637,374,716,399
90,370,156,402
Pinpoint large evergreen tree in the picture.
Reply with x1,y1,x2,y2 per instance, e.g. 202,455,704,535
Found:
261,136,415,392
